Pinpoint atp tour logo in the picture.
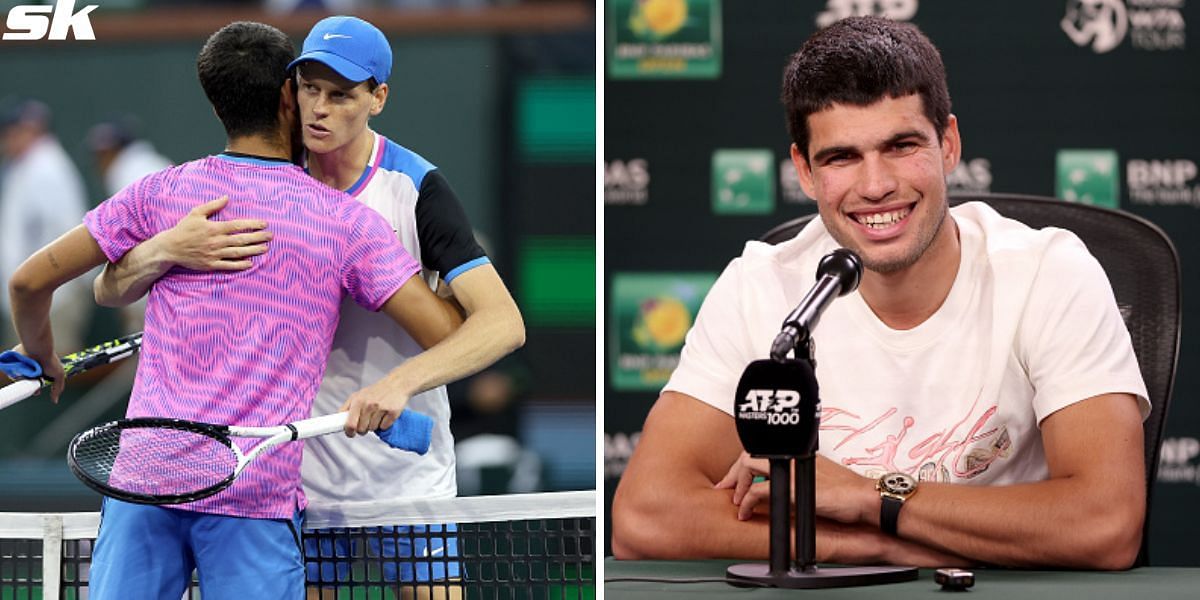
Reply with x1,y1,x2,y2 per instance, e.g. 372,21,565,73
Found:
739,389,808,425
815,0,918,29
3,0,97,41
1062,0,1186,53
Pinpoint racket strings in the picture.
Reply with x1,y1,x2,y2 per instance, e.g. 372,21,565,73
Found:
72,426,237,498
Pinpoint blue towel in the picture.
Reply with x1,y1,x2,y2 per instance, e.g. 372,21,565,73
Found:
0,351,42,379
374,409,434,455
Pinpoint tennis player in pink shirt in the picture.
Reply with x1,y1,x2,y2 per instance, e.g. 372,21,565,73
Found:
8,22,469,600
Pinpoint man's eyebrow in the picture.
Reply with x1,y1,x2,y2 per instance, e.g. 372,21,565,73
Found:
811,129,933,164
295,68,356,91
884,129,932,146
811,145,857,165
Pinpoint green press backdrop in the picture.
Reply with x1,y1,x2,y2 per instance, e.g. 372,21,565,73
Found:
604,0,1200,564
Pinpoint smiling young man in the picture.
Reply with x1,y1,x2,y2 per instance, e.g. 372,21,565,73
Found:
611,16,1149,569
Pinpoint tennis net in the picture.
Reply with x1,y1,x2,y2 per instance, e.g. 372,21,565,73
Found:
0,490,595,600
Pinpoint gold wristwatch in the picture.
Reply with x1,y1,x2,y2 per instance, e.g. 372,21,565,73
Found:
876,472,917,536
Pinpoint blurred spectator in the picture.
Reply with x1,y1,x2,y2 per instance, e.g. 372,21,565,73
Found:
0,97,91,353
85,116,173,333
85,116,172,197
449,355,542,494
448,357,527,440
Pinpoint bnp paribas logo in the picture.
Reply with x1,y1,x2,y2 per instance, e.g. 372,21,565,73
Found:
712,149,775,215
1056,149,1121,209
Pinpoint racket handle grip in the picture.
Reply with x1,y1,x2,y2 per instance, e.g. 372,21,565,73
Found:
375,409,434,455
0,379,43,411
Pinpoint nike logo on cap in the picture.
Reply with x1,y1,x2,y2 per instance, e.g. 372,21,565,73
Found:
323,33,351,40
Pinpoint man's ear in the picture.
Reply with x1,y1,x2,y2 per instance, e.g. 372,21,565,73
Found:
791,143,817,200
940,113,962,174
370,82,389,117
279,80,297,116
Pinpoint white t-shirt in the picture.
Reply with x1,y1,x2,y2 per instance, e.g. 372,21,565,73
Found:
302,133,490,523
665,202,1149,484
104,141,172,197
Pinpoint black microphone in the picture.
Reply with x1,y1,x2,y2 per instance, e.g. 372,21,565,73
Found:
732,356,822,575
727,249,919,588
770,248,862,361
734,358,820,459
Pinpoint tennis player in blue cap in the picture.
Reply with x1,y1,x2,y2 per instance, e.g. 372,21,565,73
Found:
288,17,524,596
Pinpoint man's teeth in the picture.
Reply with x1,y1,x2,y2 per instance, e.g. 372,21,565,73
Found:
857,208,910,229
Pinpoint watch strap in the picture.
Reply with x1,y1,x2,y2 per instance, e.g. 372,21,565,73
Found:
880,495,903,536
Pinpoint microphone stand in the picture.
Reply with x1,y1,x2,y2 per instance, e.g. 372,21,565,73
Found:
726,331,918,588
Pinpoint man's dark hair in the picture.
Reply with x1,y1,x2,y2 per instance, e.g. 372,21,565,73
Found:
782,16,951,159
197,22,295,139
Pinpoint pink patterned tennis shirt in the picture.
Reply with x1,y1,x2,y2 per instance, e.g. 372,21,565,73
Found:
84,153,420,519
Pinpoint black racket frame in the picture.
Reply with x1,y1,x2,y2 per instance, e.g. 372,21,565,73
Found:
67,417,238,505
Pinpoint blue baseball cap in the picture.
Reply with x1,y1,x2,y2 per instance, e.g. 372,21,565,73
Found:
287,16,392,85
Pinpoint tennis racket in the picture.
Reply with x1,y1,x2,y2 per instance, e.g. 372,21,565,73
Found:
0,332,144,411
67,408,433,505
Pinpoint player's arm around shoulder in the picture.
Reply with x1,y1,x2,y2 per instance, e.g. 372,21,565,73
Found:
93,195,270,307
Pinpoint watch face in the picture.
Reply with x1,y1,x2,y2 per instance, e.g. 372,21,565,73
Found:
879,472,917,496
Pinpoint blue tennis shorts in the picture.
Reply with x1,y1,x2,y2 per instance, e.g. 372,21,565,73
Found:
304,524,462,584
90,498,304,600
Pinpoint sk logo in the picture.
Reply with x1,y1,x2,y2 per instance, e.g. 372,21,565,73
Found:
2,0,97,41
